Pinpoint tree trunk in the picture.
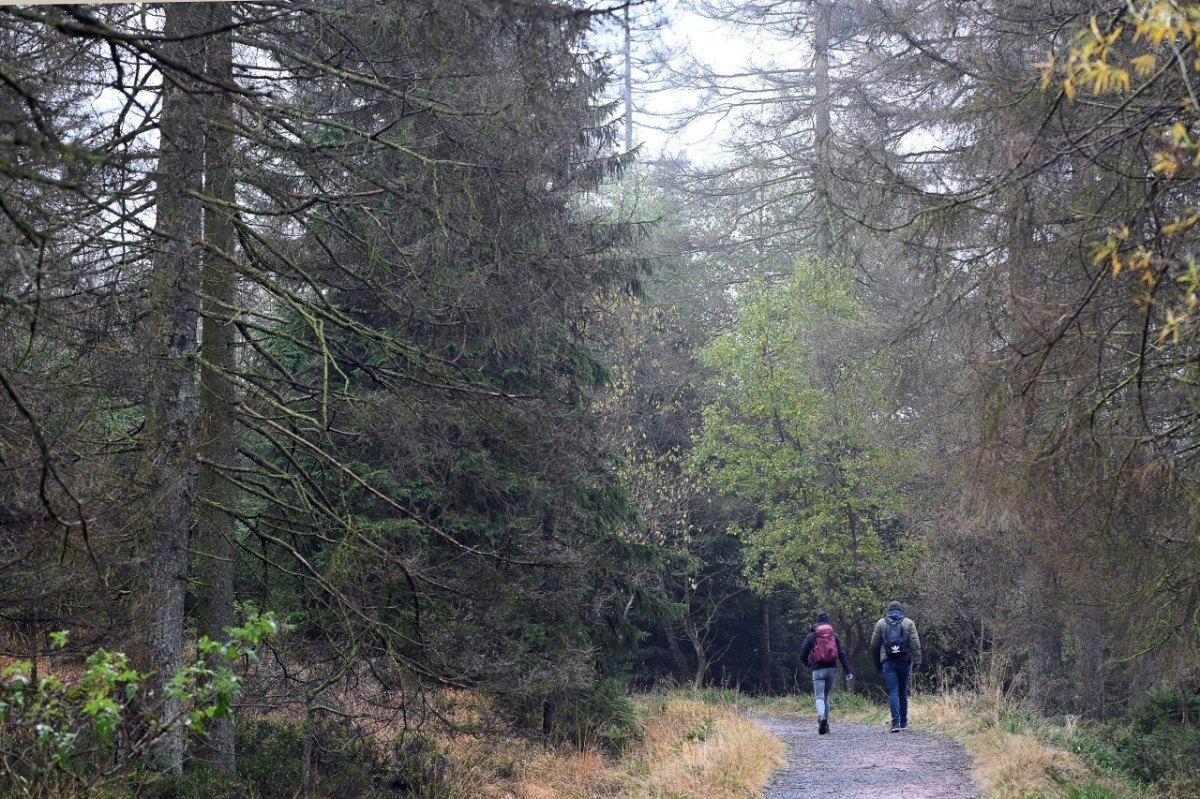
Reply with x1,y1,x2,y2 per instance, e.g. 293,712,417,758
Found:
193,0,238,773
1031,562,1065,710
661,618,690,684
622,5,634,151
681,583,708,688
758,596,774,694
810,1,834,257
140,1,207,774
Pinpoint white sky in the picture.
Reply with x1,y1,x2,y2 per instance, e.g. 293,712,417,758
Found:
591,0,802,163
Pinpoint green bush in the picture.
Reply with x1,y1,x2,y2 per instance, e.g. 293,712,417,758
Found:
0,615,275,799
235,717,308,798
155,765,252,799
1061,728,1123,775
236,714,381,799
544,678,643,755
1110,685,1200,794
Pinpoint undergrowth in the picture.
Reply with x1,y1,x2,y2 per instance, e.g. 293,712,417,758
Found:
910,689,1160,799
161,691,782,799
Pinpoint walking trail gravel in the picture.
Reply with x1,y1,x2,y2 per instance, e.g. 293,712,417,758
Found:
757,715,981,799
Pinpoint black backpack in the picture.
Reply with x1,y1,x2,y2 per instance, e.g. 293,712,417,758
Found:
883,618,909,659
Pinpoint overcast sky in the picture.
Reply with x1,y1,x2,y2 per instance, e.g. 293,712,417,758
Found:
592,0,801,162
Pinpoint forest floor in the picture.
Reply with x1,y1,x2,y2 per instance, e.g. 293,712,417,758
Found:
756,714,980,799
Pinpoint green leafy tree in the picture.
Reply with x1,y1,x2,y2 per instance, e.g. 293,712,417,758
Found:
689,261,916,631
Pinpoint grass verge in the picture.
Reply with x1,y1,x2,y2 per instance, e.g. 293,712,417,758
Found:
505,692,784,799
906,690,1157,799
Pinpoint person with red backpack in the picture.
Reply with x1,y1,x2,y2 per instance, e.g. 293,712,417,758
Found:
798,612,853,735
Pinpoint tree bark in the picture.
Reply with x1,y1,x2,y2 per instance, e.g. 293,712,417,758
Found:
681,583,708,688
758,595,774,694
811,1,834,257
193,0,238,773
140,1,207,773
661,618,691,684
623,5,634,151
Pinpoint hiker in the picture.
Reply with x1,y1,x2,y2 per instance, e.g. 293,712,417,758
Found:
869,600,922,732
799,611,853,735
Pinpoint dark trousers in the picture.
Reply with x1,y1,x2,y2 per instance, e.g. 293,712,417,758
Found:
882,659,911,726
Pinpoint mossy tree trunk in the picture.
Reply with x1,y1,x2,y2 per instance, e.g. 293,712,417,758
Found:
194,0,238,773
140,1,207,774
758,596,773,694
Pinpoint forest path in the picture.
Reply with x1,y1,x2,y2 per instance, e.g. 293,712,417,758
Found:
757,715,981,798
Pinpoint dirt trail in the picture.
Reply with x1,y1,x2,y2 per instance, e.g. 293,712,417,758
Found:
757,715,980,799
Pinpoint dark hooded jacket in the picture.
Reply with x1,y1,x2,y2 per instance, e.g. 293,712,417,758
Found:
798,613,852,672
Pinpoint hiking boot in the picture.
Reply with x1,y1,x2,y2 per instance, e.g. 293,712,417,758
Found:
818,717,829,735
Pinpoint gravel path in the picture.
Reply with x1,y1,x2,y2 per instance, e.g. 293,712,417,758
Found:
757,715,981,799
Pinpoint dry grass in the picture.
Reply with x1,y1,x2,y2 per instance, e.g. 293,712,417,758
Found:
440,694,783,799
611,695,784,799
910,689,1149,799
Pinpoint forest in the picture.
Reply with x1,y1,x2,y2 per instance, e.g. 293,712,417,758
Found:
1,1,1199,797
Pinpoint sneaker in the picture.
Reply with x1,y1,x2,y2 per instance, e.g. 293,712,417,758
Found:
899,722,908,730
890,723,901,733
818,717,829,735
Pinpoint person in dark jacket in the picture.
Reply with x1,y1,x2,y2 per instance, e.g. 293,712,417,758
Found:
868,600,923,732
798,612,853,735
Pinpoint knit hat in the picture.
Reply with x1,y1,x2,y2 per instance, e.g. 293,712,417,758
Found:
887,600,903,612
815,612,830,624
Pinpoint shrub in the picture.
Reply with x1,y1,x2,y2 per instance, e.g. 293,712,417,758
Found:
155,765,251,799
236,714,381,799
1111,684,1200,794
0,614,275,798
235,717,308,799
545,678,642,755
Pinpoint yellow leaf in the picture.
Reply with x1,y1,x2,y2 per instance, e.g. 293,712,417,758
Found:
1152,150,1179,177
1147,17,1172,46
1160,309,1185,345
1161,213,1198,235
1130,54,1157,77
1131,248,1154,272
1092,236,1118,265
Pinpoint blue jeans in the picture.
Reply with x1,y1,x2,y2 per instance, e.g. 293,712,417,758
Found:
811,667,836,719
882,660,911,726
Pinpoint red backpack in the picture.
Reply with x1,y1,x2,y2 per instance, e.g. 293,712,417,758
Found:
810,623,839,665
